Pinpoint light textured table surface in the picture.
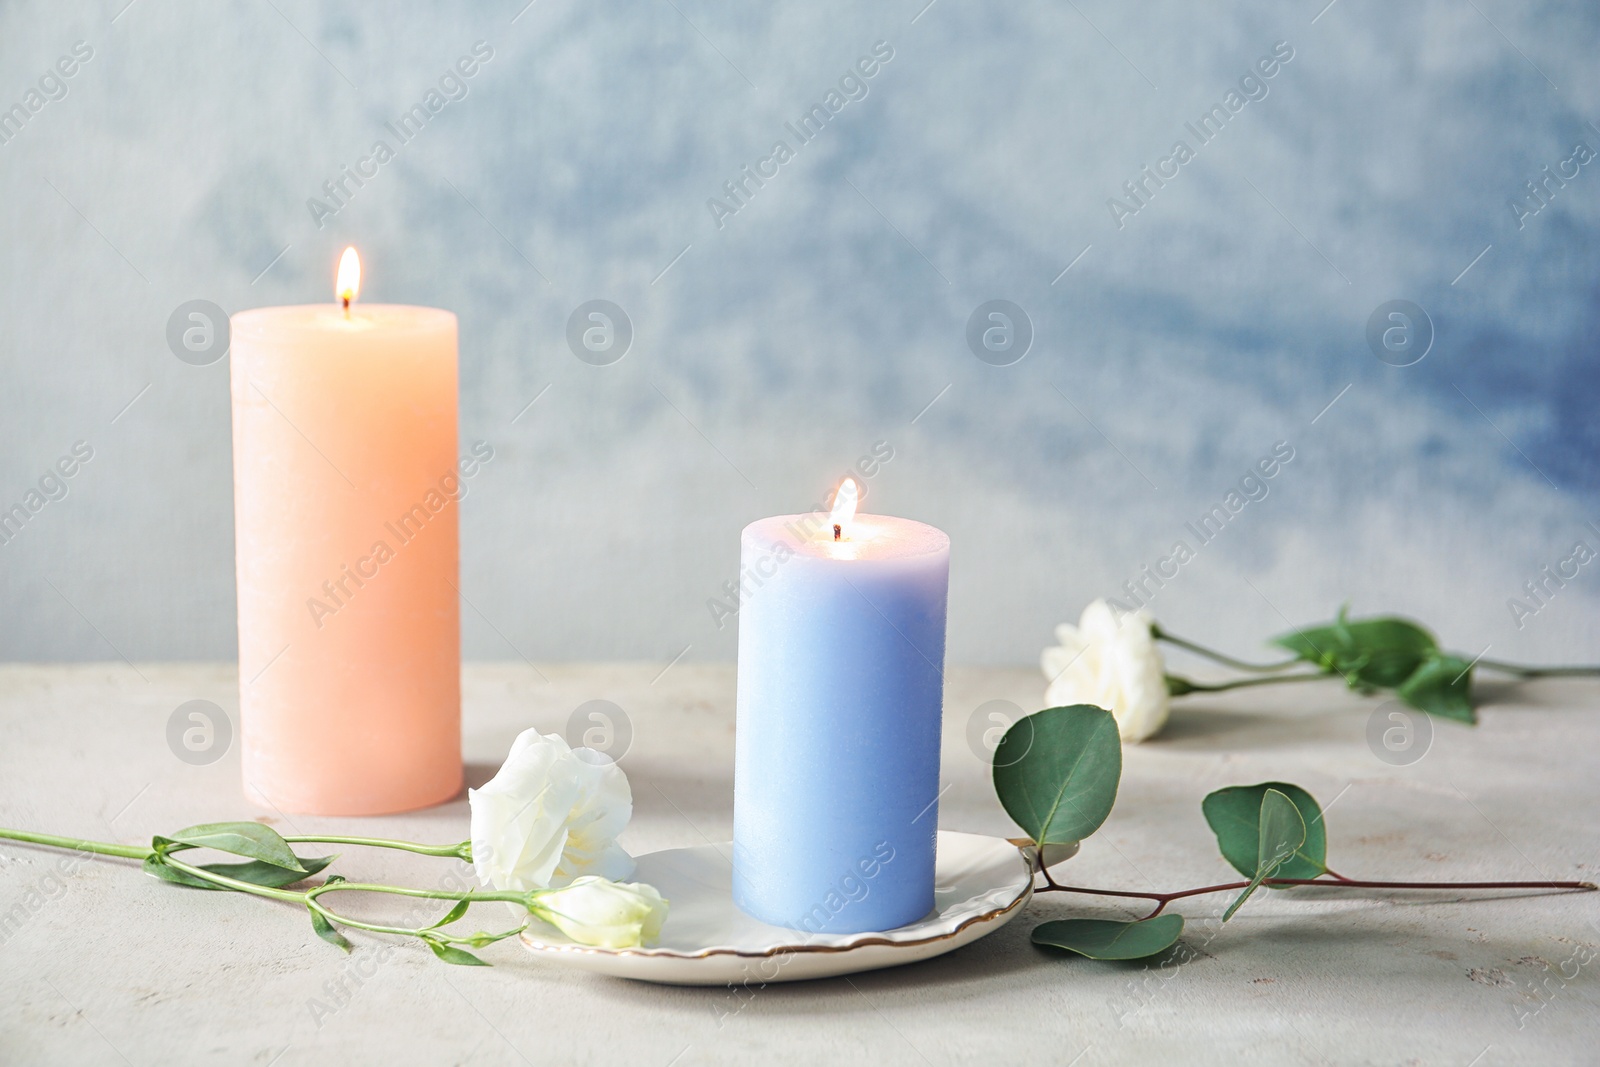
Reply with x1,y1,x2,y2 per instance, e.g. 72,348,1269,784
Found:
1,663,1597,1066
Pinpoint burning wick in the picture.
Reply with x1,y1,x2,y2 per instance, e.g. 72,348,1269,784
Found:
829,478,858,545
336,246,361,320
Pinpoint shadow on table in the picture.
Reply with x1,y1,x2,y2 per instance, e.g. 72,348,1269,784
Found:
1470,676,1596,711
463,761,496,790
1152,702,1354,750
498,912,1054,1017
1157,676,1594,751
493,893,1569,1033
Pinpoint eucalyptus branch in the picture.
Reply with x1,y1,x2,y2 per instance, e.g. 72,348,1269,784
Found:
1001,706,1599,961
1034,872,1595,920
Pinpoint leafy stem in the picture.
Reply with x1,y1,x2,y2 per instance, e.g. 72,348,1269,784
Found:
158,853,525,953
1150,626,1304,673
1002,708,1599,962
302,882,527,944
160,852,308,904
0,824,521,964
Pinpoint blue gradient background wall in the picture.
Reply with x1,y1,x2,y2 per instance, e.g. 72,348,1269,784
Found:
1,0,1595,667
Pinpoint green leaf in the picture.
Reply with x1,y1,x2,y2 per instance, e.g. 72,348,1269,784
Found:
158,822,306,873
1223,788,1307,921
1397,654,1476,724
1202,782,1327,882
1270,609,1438,689
427,897,473,930
460,927,525,949
1032,914,1185,960
207,855,335,888
992,705,1122,846
142,854,221,889
422,937,491,967
309,907,353,953
142,853,335,891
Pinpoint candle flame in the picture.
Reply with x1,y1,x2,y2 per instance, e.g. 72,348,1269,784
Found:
830,477,859,540
336,247,361,309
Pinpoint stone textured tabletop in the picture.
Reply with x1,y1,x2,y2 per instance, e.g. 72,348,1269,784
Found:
1,663,1596,1065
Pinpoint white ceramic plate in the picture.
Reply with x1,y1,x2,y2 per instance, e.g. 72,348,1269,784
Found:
520,830,1059,985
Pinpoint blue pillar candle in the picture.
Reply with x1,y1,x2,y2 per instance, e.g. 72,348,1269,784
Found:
733,480,950,934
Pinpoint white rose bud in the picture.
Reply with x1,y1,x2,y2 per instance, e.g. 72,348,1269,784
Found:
469,730,635,891
528,876,669,949
1041,599,1170,743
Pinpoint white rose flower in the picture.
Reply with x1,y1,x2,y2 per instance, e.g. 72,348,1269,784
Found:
528,876,669,949
469,730,635,892
1041,599,1171,743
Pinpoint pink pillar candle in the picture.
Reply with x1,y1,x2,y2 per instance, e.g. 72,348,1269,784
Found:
229,281,462,815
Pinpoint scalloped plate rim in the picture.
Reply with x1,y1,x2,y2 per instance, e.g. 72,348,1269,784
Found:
518,830,1064,984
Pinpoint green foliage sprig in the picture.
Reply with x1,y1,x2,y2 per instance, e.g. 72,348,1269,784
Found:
1157,606,1600,724
996,705,1594,961
0,824,532,966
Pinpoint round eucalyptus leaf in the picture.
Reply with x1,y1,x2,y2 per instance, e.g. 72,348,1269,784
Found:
1202,781,1327,882
992,705,1121,846
1032,914,1185,960
1222,788,1309,921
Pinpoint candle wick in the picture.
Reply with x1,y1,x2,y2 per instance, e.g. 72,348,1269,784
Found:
833,524,841,541
341,296,351,316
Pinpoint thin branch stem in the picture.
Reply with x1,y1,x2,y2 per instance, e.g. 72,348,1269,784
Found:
283,835,470,860
306,881,526,906
0,827,152,860
1170,672,1327,694
1152,627,1304,673
165,849,524,944
162,854,307,904
1038,858,1061,890
302,883,530,945
1034,873,1596,915
1263,877,1594,891
1474,659,1600,678
159,857,517,946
